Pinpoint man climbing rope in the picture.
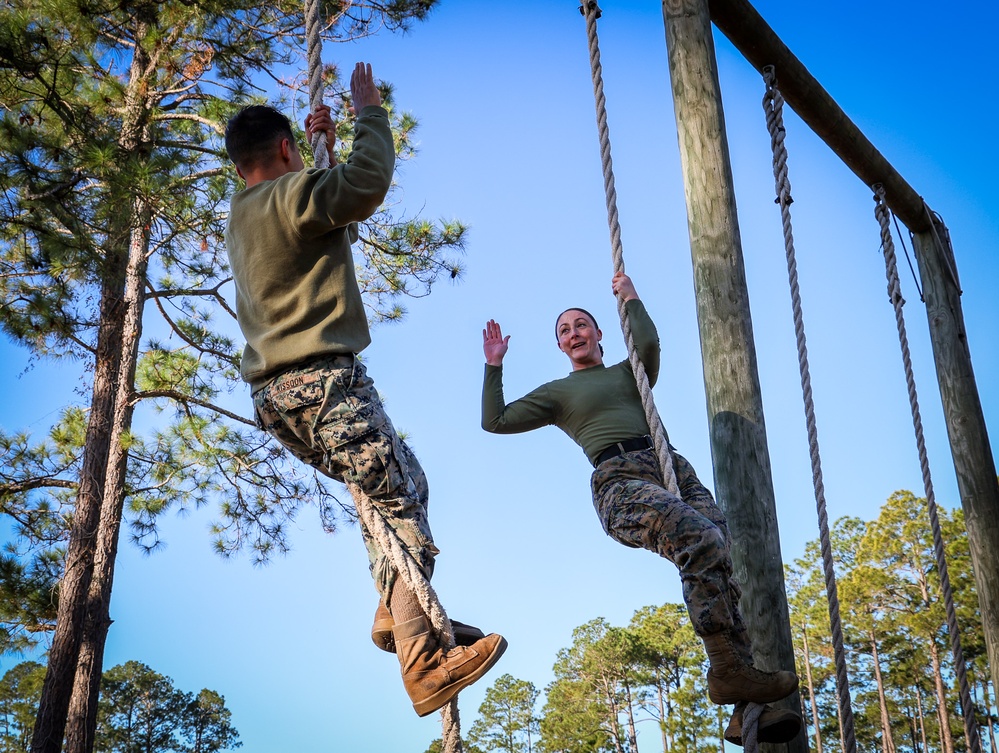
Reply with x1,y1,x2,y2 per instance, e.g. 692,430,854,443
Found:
223,61,506,717
481,271,801,745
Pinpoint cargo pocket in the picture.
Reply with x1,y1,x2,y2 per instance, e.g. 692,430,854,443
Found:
329,424,409,500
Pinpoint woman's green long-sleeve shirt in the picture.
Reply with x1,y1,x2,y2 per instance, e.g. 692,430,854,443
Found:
482,299,661,466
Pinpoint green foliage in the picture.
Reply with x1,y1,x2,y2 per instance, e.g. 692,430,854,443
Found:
0,660,46,752
181,689,241,753
539,619,627,753
785,493,990,753
0,660,240,753
468,674,540,753
423,738,484,753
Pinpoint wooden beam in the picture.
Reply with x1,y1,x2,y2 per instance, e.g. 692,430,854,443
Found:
708,0,929,232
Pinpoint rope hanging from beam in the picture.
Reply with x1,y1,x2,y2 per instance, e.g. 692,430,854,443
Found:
873,185,982,753
578,0,679,499
761,64,858,753
301,2,463,750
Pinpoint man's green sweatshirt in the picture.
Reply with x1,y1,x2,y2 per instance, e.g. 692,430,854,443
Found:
225,106,395,391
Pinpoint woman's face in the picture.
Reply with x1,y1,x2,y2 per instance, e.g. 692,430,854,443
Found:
556,310,603,370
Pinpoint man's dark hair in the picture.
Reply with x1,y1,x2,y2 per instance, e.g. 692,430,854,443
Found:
225,105,294,171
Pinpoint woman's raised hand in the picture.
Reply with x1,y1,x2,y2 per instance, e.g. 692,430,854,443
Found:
483,319,511,367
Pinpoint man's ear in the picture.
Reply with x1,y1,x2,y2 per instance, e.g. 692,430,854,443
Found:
279,137,295,164
235,164,246,180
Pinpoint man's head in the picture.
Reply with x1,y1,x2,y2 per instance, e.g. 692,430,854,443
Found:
225,105,303,182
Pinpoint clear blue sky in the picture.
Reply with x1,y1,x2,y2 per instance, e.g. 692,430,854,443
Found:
2,1,997,751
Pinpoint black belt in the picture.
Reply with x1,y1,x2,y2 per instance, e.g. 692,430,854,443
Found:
594,435,653,466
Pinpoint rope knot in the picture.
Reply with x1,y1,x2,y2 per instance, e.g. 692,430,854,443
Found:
578,1,602,19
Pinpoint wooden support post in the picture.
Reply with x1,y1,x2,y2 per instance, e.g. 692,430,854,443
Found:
912,219,999,687
660,1,805,747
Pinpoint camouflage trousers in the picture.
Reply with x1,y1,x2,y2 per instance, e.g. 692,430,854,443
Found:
253,354,438,603
591,447,753,660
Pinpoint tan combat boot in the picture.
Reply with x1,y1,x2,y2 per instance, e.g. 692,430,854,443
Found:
371,602,485,653
393,614,507,717
703,631,798,704
724,701,802,746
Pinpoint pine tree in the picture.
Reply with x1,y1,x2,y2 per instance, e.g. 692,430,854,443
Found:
0,661,47,752
628,604,705,753
468,674,540,753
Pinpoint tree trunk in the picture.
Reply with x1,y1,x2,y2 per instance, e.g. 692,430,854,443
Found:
915,556,956,753
904,700,917,753
65,210,151,753
802,629,823,753
30,224,129,753
717,704,726,751
30,26,152,753
601,676,625,753
869,630,896,753
928,640,955,753
656,681,669,753
982,679,997,753
917,689,928,753
622,681,638,753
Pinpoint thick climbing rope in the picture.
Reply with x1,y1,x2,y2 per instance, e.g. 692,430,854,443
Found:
742,702,764,752
762,66,858,753
578,1,679,498
873,186,982,753
301,2,462,750
303,0,329,167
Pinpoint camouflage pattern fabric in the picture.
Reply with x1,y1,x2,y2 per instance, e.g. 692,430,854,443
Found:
591,447,752,657
253,354,438,601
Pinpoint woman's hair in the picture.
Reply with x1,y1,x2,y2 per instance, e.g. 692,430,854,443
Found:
555,307,604,355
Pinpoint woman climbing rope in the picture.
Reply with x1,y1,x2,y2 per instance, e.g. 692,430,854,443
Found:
481,271,801,746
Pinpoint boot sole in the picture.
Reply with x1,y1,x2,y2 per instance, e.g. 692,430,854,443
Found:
725,710,802,746
413,636,508,717
707,670,798,705
372,617,396,652
709,688,795,705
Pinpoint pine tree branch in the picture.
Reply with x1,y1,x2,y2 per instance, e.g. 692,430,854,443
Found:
149,293,237,362
175,166,227,184
132,390,254,426
147,282,237,320
0,478,77,495
155,112,225,133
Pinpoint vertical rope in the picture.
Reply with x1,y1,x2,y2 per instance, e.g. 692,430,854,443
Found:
352,486,463,752
742,703,765,752
762,65,858,753
301,3,462,748
578,0,679,498
303,0,330,168
873,186,982,753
